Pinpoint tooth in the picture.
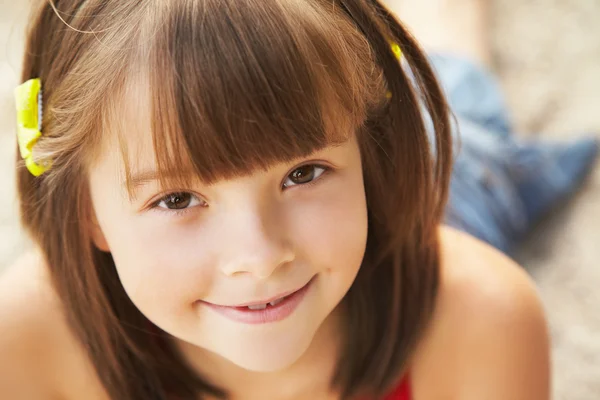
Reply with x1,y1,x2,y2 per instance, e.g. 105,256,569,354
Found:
269,298,284,306
248,304,267,310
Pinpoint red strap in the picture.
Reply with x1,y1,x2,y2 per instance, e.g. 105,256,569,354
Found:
384,374,411,400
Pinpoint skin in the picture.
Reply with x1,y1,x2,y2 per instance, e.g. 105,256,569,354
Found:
0,0,551,388
1,0,552,398
0,123,550,399
1,0,553,398
89,127,368,397
0,227,551,400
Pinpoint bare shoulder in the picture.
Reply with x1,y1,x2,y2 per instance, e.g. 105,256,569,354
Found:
0,252,108,400
410,226,551,400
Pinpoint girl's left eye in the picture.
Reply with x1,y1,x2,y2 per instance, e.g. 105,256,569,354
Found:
283,165,328,188
154,192,204,211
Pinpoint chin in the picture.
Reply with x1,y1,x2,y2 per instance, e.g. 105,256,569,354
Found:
219,326,317,372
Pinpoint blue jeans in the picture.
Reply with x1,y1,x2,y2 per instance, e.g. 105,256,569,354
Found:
431,54,599,254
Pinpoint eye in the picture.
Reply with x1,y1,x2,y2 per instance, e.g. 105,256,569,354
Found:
154,192,204,210
283,164,328,188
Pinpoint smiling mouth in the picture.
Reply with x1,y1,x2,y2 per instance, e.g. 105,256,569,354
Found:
207,276,314,308
201,276,316,324
228,282,309,309
240,294,290,310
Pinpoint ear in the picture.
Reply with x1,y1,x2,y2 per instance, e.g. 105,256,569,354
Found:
90,212,110,253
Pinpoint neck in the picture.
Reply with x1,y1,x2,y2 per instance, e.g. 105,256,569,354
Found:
174,305,345,399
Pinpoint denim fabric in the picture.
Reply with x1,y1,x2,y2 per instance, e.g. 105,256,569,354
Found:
431,54,599,254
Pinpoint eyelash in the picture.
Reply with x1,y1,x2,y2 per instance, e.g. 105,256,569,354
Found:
149,192,206,217
282,163,330,189
148,163,331,217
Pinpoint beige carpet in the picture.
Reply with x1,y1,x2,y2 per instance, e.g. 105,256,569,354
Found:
1,1,599,399
493,2,600,399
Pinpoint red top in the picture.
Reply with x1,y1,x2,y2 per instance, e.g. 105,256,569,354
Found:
384,374,411,400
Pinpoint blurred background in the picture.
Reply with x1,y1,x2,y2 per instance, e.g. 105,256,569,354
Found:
1,1,599,399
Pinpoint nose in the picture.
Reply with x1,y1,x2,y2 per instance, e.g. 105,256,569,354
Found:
217,204,295,279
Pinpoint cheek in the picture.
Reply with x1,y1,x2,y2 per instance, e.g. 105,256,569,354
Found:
87,144,216,330
94,204,216,326
292,174,368,287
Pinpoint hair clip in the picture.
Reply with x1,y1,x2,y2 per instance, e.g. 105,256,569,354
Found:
386,42,403,99
390,42,402,61
15,78,49,177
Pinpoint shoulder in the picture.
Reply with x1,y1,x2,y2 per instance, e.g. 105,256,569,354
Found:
0,251,108,400
410,226,551,399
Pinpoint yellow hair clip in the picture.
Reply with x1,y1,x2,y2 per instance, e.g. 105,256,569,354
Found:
386,42,402,99
15,78,49,177
390,42,402,61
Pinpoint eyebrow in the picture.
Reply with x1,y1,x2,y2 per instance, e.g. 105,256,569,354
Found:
124,169,199,196
124,139,351,194
127,170,164,190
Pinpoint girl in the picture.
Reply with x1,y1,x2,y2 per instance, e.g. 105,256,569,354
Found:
1,0,564,399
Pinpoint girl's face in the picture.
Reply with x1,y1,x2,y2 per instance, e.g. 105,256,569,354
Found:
87,115,369,372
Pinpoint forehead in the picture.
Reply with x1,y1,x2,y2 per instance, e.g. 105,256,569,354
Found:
100,75,353,196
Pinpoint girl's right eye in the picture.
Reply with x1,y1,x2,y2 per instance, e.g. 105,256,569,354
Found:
153,192,205,211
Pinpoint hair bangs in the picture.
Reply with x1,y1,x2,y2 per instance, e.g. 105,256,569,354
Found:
131,0,386,191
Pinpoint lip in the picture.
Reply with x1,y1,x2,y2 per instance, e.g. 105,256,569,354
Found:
225,283,309,308
202,276,316,324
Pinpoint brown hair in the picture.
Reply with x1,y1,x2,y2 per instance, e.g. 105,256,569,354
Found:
17,0,452,398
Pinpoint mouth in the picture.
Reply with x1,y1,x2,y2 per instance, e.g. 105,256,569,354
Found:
201,275,316,324
229,281,311,309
